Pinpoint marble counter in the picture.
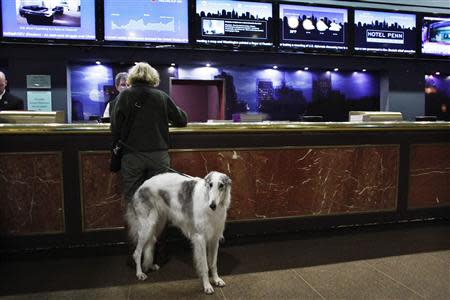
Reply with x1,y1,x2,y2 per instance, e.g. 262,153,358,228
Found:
0,121,448,251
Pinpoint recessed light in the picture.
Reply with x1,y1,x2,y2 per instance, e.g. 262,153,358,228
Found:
206,63,211,67
304,67,309,71
362,69,367,72
95,61,101,65
333,68,339,72
273,65,278,69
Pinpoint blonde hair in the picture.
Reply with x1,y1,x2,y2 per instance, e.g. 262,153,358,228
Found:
127,62,160,87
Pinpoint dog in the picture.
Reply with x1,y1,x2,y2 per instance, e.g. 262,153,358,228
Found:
125,171,232,294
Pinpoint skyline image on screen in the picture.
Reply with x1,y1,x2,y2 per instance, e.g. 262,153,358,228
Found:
104,0,188,43
2,0,95,40
195,0,273,47
354,9,416,54
279,4,348,51
421,16,450,56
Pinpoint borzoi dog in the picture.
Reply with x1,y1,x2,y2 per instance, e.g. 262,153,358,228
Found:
125,171,231,294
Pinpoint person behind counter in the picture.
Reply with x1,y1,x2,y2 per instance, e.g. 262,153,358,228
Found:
103,72,128,119
0,71,24,111
111,62,187,264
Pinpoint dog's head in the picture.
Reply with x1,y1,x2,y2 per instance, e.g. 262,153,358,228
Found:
204,171,232,211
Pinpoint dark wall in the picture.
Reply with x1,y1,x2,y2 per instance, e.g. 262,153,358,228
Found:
8,57,68,114
0,43,448,121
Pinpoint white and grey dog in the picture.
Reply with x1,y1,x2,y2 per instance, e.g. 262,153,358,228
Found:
125,171,232,294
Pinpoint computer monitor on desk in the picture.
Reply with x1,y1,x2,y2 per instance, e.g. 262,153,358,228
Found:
349,111,403,122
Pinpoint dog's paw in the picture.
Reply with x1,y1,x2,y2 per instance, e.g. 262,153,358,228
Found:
213,277,226,287
142,262,160,273
203,283,215,295
136,272,148,281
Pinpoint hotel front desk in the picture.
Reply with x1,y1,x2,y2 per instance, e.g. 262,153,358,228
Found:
0,122,449,252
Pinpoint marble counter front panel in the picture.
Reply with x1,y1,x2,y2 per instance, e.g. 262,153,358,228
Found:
171,146,399,220
79,145,399,230
79,152,123,231
0,152,64,235
409,144,450,208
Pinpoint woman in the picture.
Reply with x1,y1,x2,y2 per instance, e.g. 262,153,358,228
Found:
111,62,188,203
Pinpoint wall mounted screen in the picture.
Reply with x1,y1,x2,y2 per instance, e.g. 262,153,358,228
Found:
354,9,416,54
103,0,189,44
2,0,96,41
194,0,273,48
279,4,348,51
421,16,450,57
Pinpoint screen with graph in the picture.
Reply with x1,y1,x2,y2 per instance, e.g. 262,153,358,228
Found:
103,0,189,44
194,0,273,48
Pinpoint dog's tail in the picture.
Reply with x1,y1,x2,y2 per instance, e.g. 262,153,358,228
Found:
124,201,140,245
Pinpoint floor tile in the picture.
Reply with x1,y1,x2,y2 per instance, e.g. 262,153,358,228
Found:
295,260,425,300
129,279,223,300
221,269,324,300
0,296,34,300
0,287,129,300
366,252,449,300
428,250,450,264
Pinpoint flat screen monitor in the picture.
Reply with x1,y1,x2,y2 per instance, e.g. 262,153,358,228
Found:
1,0,96,41
103,0,189,44
279,4,348,52
194,0,273,48
421,15,450,57
354,9,417,55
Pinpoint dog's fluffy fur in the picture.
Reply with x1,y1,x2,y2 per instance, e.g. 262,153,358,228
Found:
125,171,231,294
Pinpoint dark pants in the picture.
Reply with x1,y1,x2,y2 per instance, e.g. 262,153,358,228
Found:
121,150,170,202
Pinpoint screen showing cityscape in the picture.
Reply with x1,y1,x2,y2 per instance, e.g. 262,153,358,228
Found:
194,0,273,47
279,4,348,51
104,0,189,43
421,16,450,57
2,0,96,41
354,9,417,54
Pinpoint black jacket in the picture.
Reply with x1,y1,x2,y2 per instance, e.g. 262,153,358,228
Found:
0,92,24,111
111,82,187,152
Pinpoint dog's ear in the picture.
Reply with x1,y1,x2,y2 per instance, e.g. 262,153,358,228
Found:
204,172,214,184
222,174,232,186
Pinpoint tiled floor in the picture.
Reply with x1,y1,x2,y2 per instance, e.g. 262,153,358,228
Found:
1,222,449,299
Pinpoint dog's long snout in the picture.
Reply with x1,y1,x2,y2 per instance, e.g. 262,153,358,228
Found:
209,202,216,211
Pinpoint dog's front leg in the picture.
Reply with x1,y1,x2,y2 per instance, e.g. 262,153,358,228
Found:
208,238,226,287
193,234,214,294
